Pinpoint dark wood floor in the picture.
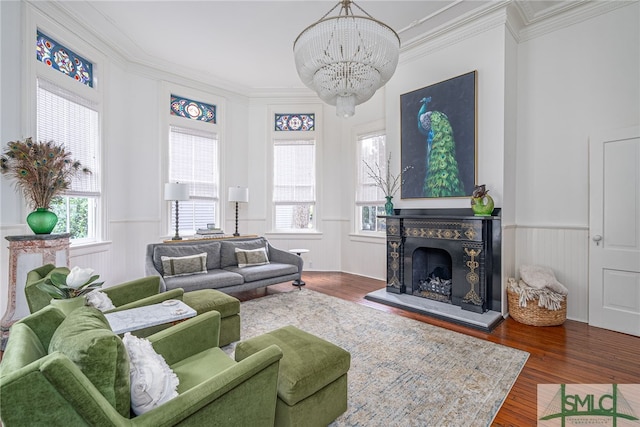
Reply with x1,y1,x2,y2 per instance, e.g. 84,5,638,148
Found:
231,272,640,427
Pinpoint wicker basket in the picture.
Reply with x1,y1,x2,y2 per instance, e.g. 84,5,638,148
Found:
507,287,567,326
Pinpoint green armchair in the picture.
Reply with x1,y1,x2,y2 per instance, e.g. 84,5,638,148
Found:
0,306,283,426
25,264,184,313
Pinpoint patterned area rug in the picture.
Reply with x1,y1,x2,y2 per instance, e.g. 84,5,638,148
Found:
224,289,529,426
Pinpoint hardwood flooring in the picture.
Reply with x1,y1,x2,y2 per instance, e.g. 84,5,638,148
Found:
230,271,640,427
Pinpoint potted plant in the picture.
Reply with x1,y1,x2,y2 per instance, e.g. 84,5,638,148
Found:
36,266,104,315
363,153,412,215
0,138,91,234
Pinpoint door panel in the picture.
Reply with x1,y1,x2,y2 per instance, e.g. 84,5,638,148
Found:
589,126,640,336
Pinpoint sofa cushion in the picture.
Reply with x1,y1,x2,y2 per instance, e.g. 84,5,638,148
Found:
161,253,208,277
122,332,179,415
235,247,269,268
220,238,268,268
152,241,222,274
0,323,47,376
48,306,130,417
225,263,298,283
163,269,244,292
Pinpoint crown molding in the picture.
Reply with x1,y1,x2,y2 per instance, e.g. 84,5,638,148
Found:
517,0,635,42
400,1,510,64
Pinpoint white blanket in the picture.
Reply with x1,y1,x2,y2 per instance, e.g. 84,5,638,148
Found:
508,277,566,311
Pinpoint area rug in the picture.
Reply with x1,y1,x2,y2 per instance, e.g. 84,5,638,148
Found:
223,289,529,426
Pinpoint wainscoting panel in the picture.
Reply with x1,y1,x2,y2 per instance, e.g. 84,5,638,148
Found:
501,225,516,315
515,226,589,322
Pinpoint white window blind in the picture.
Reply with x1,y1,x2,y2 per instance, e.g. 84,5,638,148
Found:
36,78,100,196
169,125,219,231
273,139,316,230
273,139,315,203
356,133,386,206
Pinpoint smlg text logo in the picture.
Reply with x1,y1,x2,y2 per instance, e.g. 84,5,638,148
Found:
538,384,640,426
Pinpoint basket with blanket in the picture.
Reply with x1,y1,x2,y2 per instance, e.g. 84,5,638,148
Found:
507,265,568,326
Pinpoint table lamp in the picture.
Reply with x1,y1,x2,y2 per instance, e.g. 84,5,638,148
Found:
228,186,249,236
165,182,190,240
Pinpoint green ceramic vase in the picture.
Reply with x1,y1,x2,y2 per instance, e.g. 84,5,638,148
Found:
384,196,394,216
26,208,58,234
471,194,495,216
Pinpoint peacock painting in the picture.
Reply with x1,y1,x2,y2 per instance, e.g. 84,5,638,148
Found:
417,97,465,197
400,71,476,199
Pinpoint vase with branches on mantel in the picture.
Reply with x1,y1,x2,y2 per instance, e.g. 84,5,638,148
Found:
363,153,412,216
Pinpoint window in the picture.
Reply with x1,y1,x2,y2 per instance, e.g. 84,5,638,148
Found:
356,132,386,233
168,126,219,234
273,139,316,230
37,78,100,241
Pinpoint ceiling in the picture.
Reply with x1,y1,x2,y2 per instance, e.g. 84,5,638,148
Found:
50,0,586,95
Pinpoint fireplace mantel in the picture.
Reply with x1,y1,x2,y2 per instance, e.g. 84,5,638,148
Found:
381,208,502,314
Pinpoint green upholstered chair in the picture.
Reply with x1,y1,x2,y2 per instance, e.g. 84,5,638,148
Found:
0,306,282,426
25,264,241,344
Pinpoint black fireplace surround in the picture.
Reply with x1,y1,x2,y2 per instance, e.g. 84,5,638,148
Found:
384,208,501,314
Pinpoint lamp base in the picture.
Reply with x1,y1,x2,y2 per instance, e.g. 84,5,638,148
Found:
172,236,183,240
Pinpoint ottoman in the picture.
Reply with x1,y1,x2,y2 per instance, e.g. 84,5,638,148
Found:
235,326,350,427
182,289,240,346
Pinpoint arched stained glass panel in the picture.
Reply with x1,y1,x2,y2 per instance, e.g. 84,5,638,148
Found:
36,31,93,87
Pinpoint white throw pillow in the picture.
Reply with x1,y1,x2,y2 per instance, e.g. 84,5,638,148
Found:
161,252,208,277
235,247,270,268
122,333,179,415
86,290,116,312
519,265,569,295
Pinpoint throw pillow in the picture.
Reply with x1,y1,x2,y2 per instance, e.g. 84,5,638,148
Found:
122,332,180,415
48,306,130,417
161,252,208,277
519,265,569,295
86,290,116,312
235,247,270,268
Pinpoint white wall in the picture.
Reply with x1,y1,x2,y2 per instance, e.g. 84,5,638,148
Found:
514,2,639,321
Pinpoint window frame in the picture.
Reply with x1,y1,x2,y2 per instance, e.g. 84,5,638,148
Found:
26,14,106,245
353,120,387,237
161,83,225,238
268,105,322,234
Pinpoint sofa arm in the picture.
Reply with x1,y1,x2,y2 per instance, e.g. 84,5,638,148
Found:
0,352,127,426
132,344,283,427
268,243,303,278
106,288,184,313
148,311,221,365
102,276,161,307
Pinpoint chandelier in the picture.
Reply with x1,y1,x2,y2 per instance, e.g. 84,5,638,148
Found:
293,0,400,118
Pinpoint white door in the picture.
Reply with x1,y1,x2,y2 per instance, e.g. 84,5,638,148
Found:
589,126,640,336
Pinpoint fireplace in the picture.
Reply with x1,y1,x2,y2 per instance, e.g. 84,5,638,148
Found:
382,208,501,315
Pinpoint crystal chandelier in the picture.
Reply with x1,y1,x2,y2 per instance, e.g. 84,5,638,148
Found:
293,0,400,118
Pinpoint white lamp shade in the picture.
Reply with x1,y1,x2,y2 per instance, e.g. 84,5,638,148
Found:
164,183,190,201
228,186,249,203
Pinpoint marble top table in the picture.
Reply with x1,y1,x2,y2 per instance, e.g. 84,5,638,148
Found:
105,300,196,334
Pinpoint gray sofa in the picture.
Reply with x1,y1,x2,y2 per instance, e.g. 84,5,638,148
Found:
145,237,303,294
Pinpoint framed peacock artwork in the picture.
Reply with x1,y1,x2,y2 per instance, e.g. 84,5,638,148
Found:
400,70,477,199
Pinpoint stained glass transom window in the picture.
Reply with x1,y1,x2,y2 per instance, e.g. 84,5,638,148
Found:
275,114,315,131
36,31,93,87
170,95,216,124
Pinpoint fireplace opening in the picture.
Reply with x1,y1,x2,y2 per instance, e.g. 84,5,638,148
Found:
412,247,453,303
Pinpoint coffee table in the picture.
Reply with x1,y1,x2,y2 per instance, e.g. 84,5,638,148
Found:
104,300,196,334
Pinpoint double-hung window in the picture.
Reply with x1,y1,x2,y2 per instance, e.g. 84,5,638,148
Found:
168,125,219,235
356,131,386,233
273,139,316,230
35,31,101,242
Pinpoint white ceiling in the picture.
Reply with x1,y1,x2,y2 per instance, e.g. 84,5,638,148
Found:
51,0,585,94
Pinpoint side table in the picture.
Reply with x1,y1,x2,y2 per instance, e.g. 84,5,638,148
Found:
289,249,309,289
104,300,196,334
